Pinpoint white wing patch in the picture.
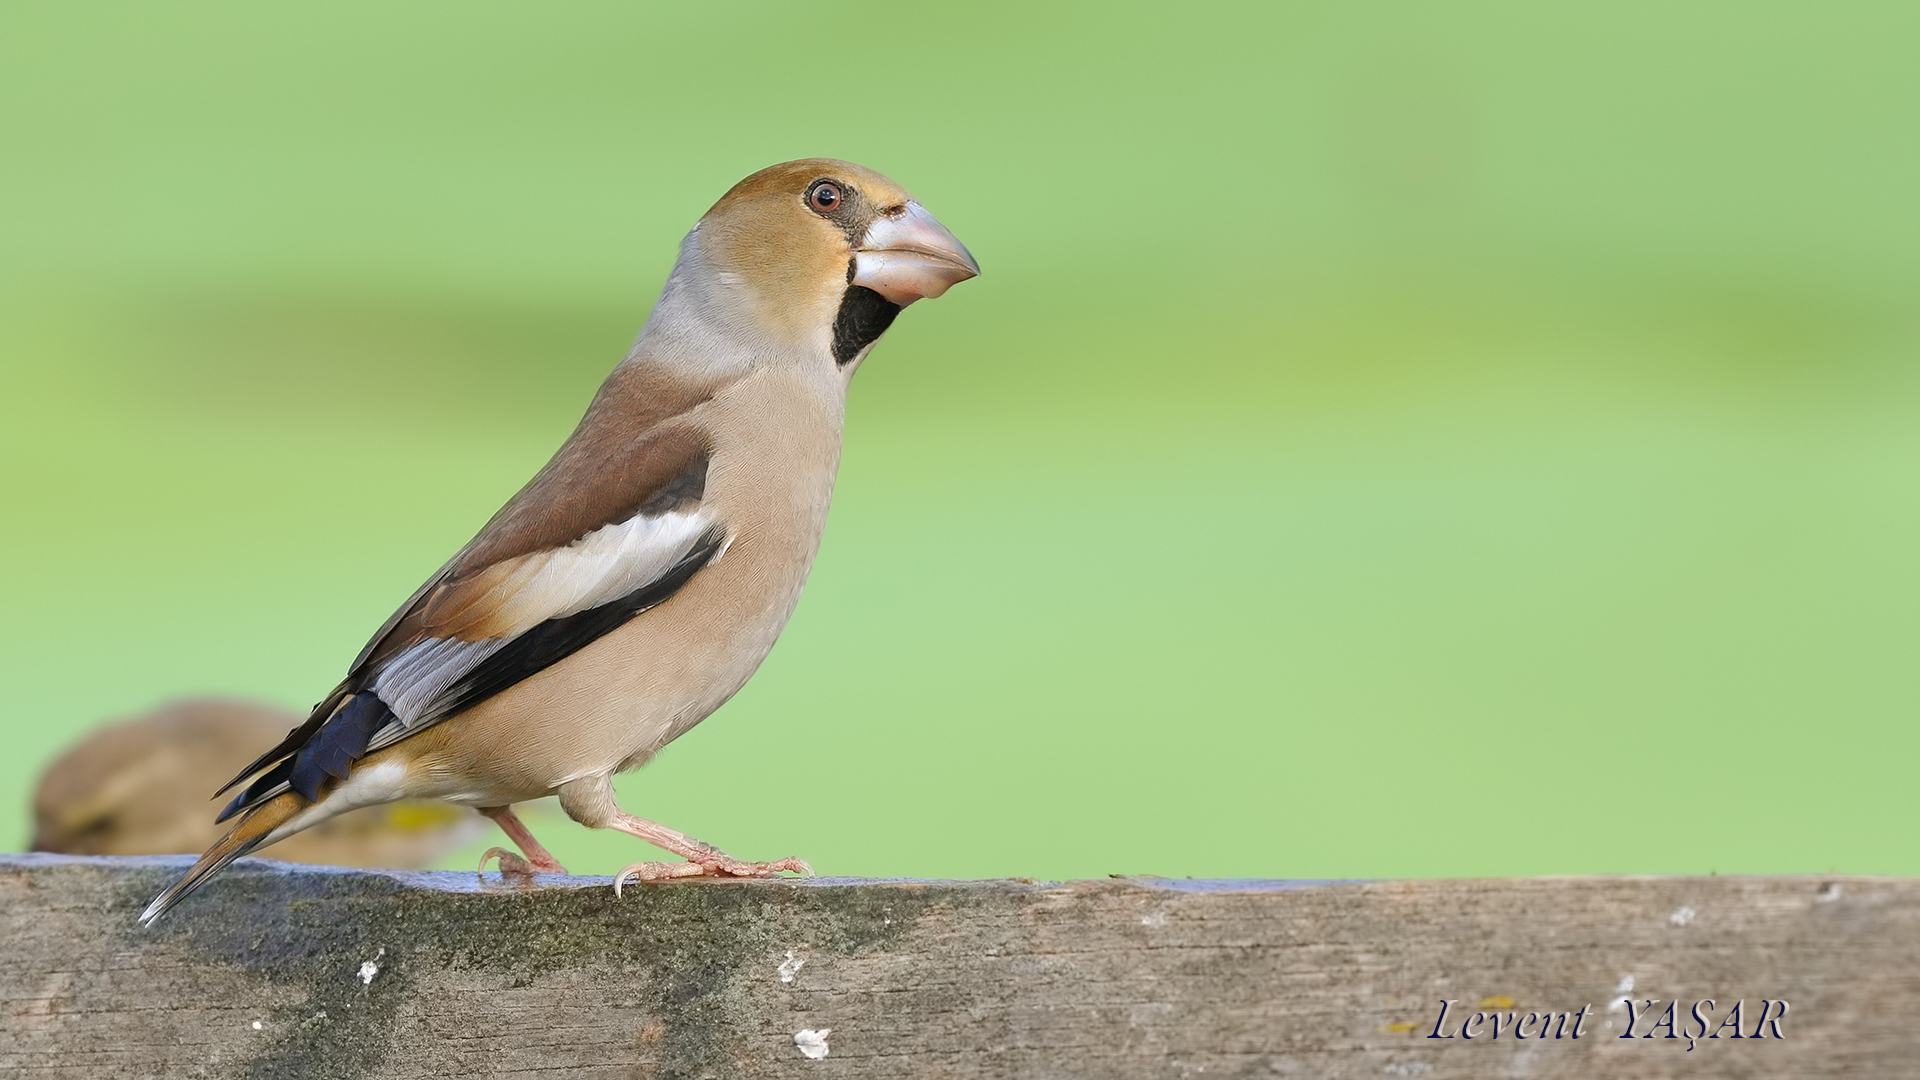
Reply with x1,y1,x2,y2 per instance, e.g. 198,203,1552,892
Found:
484,510,716,637
371,508,717,728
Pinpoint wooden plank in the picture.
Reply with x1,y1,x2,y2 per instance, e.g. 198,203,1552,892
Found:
1,854,1913,1078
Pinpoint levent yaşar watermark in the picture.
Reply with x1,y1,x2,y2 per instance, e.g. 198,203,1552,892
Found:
1427,997,1788,1051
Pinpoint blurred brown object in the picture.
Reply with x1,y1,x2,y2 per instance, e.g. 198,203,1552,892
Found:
31,697,480,868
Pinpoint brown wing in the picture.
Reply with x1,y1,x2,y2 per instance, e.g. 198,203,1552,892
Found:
217,361,725,798
352,362,720,675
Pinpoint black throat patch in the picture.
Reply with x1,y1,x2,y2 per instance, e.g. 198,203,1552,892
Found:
831,283,901,366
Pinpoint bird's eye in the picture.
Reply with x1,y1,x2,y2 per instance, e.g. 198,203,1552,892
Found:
807,181,843,214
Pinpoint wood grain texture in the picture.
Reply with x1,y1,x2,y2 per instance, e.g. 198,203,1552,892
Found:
1,855,1914,1078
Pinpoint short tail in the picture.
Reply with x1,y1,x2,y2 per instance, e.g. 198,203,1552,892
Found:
139,791,306,926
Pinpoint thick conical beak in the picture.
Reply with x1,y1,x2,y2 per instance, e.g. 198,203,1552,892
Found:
852,201,980,306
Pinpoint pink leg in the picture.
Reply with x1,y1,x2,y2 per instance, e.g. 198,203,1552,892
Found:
478,805,569,879
607,811,812,896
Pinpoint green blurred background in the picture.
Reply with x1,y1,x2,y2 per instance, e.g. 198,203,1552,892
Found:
2,2,1916,880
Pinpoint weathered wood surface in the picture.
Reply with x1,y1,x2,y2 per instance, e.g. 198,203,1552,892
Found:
1,855,1914,1078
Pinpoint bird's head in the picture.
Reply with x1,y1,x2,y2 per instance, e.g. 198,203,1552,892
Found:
647,158,979,372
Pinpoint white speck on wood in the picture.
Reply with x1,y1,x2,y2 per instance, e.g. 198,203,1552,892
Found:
250,1021,262,1031
358,947,386,987
779,950,805,983
1670,905,1696,926
1141,911,1167,926
1608,973,1635,1012
793,1028,832,1060
1819,882,1843,902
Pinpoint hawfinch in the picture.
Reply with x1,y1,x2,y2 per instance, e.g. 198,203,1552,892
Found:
142,159,977,924
33,698,479,868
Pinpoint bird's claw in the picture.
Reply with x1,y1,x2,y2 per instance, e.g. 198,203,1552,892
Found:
613,856,815,897
479,845,567,883
479,846,533,878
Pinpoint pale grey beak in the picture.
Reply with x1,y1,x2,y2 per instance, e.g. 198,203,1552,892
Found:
852,201,980,306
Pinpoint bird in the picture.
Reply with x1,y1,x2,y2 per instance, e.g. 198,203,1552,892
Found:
140,159,978,924
33,697,480,868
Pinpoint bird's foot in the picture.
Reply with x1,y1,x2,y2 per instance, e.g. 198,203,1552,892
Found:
476,805,568,883
613,855,814,897
479,845,569,883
